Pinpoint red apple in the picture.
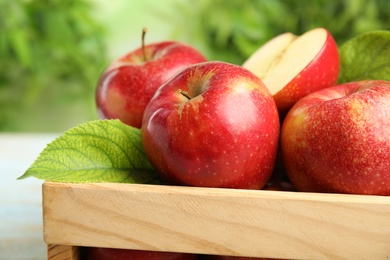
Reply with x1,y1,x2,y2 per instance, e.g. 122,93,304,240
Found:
262,180,296,192
142,61,280,189
96,29,207,128
86,247,198,260
242,28,339,117
281,80,390,195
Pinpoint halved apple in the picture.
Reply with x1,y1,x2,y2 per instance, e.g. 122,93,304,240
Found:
243,28,340,117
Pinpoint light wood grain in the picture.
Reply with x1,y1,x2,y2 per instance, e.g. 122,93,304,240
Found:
47,244,79,260
43,182,390,259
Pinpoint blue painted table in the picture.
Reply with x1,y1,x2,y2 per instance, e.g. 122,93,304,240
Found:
0,134,58,260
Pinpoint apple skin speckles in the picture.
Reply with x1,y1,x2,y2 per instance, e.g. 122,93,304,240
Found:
96,39,207,128
142,61,280,189
282,80,390,195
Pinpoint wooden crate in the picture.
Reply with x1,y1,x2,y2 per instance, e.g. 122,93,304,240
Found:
42,182,390,260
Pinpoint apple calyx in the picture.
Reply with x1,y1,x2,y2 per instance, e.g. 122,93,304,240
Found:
142,27,148,62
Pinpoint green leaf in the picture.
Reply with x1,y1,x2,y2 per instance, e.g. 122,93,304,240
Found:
339,30,390,83
18,119,160,184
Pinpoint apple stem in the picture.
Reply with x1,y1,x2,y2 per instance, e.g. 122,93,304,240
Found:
142,27,148,61
178,89,192,100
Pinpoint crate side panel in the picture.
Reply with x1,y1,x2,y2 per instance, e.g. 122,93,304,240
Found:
43,182,390,259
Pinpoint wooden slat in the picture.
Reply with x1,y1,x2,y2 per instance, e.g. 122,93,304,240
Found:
47,244,79,260
43,182,390,259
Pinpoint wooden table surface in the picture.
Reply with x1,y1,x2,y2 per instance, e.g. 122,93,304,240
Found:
1,133,59,260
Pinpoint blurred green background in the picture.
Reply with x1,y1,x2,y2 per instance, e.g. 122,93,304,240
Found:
2,0,390,132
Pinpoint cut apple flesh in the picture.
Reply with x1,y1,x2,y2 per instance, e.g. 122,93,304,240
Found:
243,28,328,95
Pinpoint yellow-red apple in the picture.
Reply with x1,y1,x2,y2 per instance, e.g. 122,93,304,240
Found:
281,80,390,195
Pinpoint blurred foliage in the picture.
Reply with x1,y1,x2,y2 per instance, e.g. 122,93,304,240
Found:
0,0,107,132
2,0,390,132
171,0,390,65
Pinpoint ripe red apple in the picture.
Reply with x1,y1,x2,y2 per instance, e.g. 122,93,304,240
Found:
96,29,207,128
281,80,390,195
242,28,340,117
142,61,280,189
86,247,198,260
262,180,296,192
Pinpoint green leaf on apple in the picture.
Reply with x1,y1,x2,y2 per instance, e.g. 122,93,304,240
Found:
339,30,390,83
18,119,160,184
